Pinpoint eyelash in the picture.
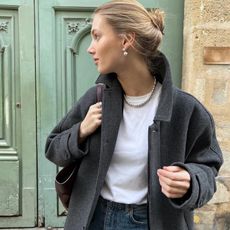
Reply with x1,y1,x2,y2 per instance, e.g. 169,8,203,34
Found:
93,34,100,41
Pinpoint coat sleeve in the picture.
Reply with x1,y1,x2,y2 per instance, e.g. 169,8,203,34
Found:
169,104,223,210
45,86,97,167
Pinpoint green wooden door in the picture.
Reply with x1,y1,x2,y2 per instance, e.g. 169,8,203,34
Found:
37,0,184,228
0,0,36,228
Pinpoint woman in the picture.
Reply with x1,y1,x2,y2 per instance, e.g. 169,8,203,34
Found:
45,0,223,229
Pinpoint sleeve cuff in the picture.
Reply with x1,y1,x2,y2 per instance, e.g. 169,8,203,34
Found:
67,123,89,158
168,162,199,210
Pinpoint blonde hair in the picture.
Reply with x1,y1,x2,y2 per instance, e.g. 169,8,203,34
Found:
94,0,165,59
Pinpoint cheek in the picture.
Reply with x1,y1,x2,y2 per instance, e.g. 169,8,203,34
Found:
101,39,121,56
97,40,123,72
107,47,123,62
98,52,122,74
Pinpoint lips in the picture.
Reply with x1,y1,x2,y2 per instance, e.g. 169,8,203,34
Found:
93,58,99,64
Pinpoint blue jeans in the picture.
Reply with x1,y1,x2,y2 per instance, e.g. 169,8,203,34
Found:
89,196,149,230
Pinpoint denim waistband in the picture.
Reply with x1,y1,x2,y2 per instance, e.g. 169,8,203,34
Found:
98,196,147,212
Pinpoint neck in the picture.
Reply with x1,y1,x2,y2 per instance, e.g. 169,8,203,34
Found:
117,65,155,96
114,50,156,96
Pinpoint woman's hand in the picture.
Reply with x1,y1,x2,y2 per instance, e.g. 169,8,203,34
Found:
79,102,102,142
157,166,191,199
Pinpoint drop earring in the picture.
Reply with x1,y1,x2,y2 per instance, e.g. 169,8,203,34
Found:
122,48,128,56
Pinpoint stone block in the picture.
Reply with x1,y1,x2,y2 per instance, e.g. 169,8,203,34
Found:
185,0,230,26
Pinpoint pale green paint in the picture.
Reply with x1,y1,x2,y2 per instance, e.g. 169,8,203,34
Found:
37,0,184,228
37,3,96,225
0,37,4,139
0,0,36,228
154,0,184,87
0,161,19,216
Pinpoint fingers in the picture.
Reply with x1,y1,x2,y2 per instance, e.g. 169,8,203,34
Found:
157,166,191,199
87,103,102,121
158,173,189,198
92,101,102,109
157,170,190,188
162,166,182,172
158,167,190,181
79,102,103,139
89,102,102,113
160,186,188,199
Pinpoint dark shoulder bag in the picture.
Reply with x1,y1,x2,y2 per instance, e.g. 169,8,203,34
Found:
55,83,105,210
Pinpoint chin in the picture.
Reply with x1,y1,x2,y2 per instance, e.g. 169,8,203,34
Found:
98,68,111,75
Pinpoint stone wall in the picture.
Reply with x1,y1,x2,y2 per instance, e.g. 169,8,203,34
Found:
183,0,230,229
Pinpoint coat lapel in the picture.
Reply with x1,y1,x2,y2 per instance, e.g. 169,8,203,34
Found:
98,85,123,183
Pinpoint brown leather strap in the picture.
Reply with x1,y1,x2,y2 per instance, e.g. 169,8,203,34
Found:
96,83,105,102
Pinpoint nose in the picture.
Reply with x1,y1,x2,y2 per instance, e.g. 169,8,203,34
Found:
87,41,95,54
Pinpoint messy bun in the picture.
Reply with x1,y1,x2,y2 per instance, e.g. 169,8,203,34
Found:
148,9,165,36
94,0,165,61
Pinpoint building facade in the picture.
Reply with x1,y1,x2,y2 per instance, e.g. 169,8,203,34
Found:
183,0,230,229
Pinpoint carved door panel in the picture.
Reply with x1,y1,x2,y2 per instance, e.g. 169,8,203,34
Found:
0,0,36,227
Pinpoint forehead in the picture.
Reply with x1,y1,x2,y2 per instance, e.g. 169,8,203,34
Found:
91,14,112,32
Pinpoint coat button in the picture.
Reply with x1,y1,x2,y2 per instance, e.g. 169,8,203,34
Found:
152,121,158,132
152,126,158,132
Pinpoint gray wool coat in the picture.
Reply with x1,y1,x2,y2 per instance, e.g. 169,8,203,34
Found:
45,52,223,230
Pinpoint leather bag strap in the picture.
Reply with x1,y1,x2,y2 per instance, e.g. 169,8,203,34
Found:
96,83,105,102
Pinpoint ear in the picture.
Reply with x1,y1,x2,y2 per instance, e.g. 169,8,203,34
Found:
121,32,135,49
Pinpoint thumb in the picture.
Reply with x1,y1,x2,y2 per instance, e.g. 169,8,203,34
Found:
163,166,182,172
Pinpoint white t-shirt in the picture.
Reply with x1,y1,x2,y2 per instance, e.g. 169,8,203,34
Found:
101,83,162,204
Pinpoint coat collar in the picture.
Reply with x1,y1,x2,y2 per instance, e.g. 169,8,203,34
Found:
95,52,173,122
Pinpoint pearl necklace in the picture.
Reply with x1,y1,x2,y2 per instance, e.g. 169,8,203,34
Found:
124,78,157,108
